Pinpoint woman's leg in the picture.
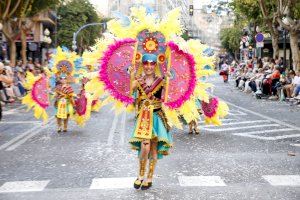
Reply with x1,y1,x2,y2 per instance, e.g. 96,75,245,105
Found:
143,139,158,188
192,120,200,134
56,117,62,132
63,115,69,132
134,139,150,189
188,121,194,134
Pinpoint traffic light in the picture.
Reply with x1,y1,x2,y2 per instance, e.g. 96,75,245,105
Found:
189,5,194,16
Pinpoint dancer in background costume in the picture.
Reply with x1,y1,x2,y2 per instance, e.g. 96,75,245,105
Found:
54,76,74,132
23,46,93,129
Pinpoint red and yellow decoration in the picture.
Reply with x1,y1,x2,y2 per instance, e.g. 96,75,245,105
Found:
143,37,159,53
134,101,154,140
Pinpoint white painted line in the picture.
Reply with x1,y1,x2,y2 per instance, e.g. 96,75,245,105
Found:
0,121,48,151
199,118,237,125
228,110,247,116
224,101,300,132
90,177,135,189
119,112,126,146
290,143,300,147
0,121,41,124
203,124,280,132
178,176,226,187
271,134,300,140
107,114,119,146
0,180,49,193
262,175,300,186
5,117,55,151
203,120,270,127
234,128,295,136
235,133,300,141
2,105,26,115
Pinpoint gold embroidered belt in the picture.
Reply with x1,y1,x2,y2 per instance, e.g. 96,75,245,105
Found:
134,100,161,140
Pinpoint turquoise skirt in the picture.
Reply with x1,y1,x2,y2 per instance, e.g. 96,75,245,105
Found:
129,111,173,159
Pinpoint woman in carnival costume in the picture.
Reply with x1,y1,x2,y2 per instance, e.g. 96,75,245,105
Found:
129,53,172,190
54,75,75,132
85,6,229,190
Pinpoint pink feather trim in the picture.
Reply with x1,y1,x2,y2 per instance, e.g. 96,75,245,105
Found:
99,38,136,105
31,76,49,109
164,41,197,109
202,97,219,118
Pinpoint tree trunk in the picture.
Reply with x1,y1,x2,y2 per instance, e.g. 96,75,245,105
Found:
271,32,280,59
8,39,16,66
266,21,280,59
234,50,239,61
289,31,300,71
21,29,27,65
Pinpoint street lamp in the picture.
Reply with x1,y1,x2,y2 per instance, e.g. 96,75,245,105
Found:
72,22,107,51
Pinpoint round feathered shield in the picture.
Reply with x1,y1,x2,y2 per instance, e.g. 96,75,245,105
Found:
201,97,219,118
164,42,197,109
75,91,88,116
31,76,50,109
99,39,136,104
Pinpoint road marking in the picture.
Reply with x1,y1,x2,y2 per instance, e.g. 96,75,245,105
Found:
203,124,280,132
199,118,237,125
119,112,127,146
228,110,247,116
235,133,300,140
4,117,55,151
0,180,49,193
290,143,300,147
203,120,270,127
234,128,295,136
90,177,135,189
2,105,26,115
262,175,300,186
0,121,41,124
107,114,119,146
224,101,300,132
178,176,226,187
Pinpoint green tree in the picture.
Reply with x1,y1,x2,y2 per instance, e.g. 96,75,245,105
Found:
57,0,102,53
274,0,300,70
231,0,280,59
0,0,59,65
220,27,242,60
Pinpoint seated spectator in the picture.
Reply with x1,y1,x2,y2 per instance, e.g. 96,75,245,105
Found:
282,70,295,99
269,65,281,99
291,70,300,98
236,68,247,89
244,69,255,93
248,68,264,93
261,67,273,95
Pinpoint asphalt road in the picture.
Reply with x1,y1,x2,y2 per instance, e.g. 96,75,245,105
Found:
0,75,299,200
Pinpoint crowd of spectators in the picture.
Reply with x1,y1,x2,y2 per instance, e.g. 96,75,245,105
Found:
225,57,300,103
0,58,46,107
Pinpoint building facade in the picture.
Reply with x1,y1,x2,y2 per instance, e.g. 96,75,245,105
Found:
107,0,192,30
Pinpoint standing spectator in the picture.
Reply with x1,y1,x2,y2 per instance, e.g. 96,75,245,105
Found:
220,61,229,82
0,62,13,120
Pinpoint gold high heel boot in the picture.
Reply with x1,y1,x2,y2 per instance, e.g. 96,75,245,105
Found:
63,117,68,132
141,159,157,190
134,159,147,189
57,118,62,133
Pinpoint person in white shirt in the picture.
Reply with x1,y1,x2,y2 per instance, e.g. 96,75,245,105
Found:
292,70,300,97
